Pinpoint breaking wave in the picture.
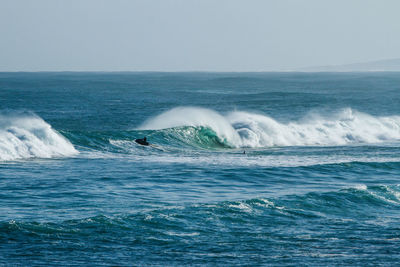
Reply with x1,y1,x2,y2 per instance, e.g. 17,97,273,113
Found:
139,107,400,148
0,112,78,161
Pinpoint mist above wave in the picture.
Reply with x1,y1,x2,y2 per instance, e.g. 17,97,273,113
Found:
139,107,400,148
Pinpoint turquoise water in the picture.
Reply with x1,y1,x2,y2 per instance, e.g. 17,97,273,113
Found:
1,72,400,265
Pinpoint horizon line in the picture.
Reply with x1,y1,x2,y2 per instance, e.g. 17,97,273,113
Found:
1,70,400,73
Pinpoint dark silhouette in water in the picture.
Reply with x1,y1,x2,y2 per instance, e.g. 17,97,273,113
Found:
135,137,149,146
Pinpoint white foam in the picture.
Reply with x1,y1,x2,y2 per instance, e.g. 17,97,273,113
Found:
121,151,400,168
140,107,400,148
229,108,400,147
0,113,78,161
354,184,367,191
228,202,253,212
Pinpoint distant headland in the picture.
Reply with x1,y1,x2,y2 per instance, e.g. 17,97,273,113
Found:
300,58,400,72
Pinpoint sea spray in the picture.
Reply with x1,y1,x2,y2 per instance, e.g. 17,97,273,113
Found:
0,112,78,160
229,108,400,146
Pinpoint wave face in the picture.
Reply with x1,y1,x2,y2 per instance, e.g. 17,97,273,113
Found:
0,112,78,161
153,126,231,149
140,107,400,148
140,107,242,146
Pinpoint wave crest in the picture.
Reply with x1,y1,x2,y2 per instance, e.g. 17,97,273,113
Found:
139,107,241,146
0,112,78,161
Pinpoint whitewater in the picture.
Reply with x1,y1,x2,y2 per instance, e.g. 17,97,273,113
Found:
0,112,77,161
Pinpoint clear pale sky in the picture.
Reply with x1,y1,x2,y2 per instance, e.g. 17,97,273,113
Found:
1,0,400,71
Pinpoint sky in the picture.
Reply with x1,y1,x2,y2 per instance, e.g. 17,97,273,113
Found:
1,0,400,71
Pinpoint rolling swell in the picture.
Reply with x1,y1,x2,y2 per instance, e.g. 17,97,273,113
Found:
4,106,400,160
140,107,400,148
2,185,400,265
61,106,400,157
0,112,77,161
65,126,230,153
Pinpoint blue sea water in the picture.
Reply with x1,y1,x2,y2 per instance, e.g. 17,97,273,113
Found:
1,72,400,265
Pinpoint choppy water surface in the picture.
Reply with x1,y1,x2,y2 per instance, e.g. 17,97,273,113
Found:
1,72,400,265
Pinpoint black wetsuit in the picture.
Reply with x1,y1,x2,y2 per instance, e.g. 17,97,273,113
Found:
135,138,149,146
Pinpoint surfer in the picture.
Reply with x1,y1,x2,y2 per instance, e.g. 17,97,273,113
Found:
135,137,149,146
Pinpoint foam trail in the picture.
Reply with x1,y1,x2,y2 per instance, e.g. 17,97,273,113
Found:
140,107,400,148
0,112,78,161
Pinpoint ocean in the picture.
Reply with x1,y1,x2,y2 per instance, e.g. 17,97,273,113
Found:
1,72,400,266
